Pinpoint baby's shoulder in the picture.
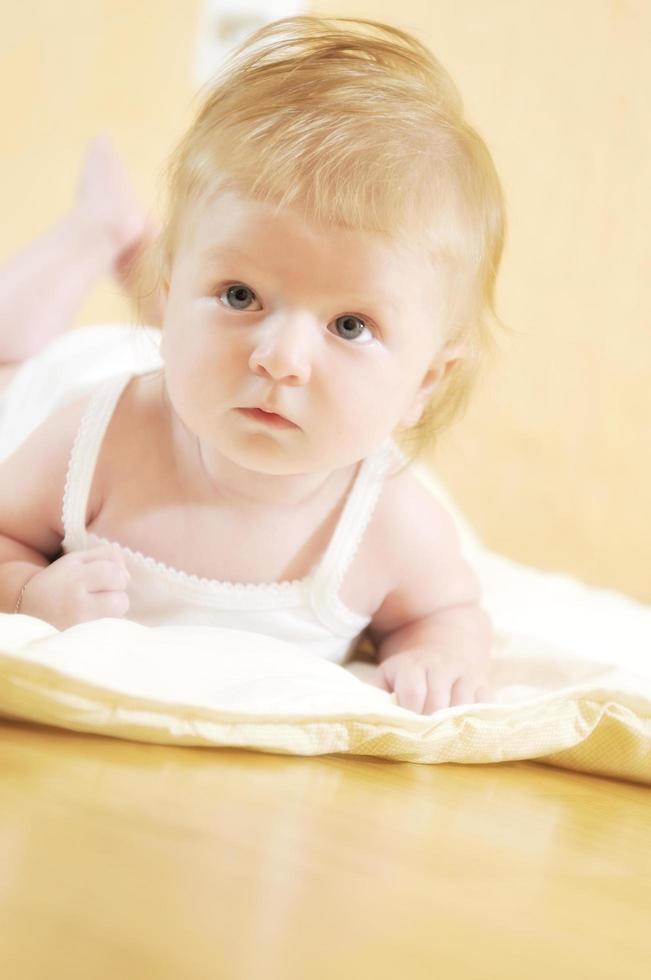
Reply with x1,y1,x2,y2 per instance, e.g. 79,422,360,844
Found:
92,369,167,494
378,458,459,548
100,369,164,445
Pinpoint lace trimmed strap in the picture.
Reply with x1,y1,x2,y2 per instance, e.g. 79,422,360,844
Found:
309,438,403,635
61,371,133,551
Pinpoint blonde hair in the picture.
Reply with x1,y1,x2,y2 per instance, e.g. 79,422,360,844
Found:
137,15,507,460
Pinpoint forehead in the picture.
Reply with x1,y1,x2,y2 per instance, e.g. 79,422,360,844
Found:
178,191,444,302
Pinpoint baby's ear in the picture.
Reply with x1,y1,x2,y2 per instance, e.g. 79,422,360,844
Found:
156,261,172,327
160,259,171,300
437,338,466,382
400,340,466,428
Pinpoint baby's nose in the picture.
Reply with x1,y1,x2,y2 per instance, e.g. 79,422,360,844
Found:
249,313,315,384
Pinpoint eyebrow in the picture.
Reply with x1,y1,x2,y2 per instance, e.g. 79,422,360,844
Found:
201,245,264,270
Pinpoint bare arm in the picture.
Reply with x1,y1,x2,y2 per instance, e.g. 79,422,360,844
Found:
0,392,131,626
367,471,493,713
0,540,50,614
0,398,81,611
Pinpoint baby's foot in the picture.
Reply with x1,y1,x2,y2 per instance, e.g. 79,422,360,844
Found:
73,135,164,323
73,134,153,273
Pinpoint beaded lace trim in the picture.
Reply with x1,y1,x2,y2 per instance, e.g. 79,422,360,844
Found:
61,373,121,554
309,439,398,632
85,531,310,596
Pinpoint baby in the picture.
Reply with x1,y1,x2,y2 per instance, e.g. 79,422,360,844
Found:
0,16,505,715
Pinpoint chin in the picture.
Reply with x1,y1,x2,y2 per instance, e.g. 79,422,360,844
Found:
221,441,308,476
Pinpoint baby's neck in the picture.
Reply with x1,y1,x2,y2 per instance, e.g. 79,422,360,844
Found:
165,397,357,511
197,440,356,511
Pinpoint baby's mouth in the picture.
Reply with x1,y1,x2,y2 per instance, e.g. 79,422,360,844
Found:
237,407,298,428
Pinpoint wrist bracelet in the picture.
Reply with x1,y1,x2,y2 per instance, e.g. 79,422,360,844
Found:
14,579,30,614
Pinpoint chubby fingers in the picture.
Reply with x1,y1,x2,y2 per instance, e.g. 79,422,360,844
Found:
422,666,458,713
77,541,129,571
377,658,489,714
447,677,479,709
374,654,493,715
378,657,430,714
422,672,492,713
83,559,131,594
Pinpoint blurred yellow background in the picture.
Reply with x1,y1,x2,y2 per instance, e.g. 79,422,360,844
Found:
1,1,649,602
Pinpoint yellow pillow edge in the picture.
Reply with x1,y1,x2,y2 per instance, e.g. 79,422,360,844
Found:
1,653,649,785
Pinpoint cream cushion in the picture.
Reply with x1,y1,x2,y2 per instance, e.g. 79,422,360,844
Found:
0,611,649,785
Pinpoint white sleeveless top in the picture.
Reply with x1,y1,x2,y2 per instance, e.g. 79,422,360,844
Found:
61,370,403,665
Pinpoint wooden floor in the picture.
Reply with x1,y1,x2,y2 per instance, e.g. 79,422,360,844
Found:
0,719,649,980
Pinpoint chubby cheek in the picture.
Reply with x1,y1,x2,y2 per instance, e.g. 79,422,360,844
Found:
322,383,401,462
161,323,239,434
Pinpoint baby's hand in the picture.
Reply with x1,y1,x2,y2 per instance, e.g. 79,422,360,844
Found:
370,648,492,715
19,543,131,631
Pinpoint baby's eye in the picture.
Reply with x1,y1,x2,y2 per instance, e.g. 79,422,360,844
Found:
218,283,261,311
329,314,374,344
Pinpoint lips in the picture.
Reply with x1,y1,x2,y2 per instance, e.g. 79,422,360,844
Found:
237,407,298,428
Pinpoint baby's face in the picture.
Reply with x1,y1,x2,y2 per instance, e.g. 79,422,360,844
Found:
160,190,460,475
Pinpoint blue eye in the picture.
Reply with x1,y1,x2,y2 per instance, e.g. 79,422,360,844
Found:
330,314,373,344
219,283,259,310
